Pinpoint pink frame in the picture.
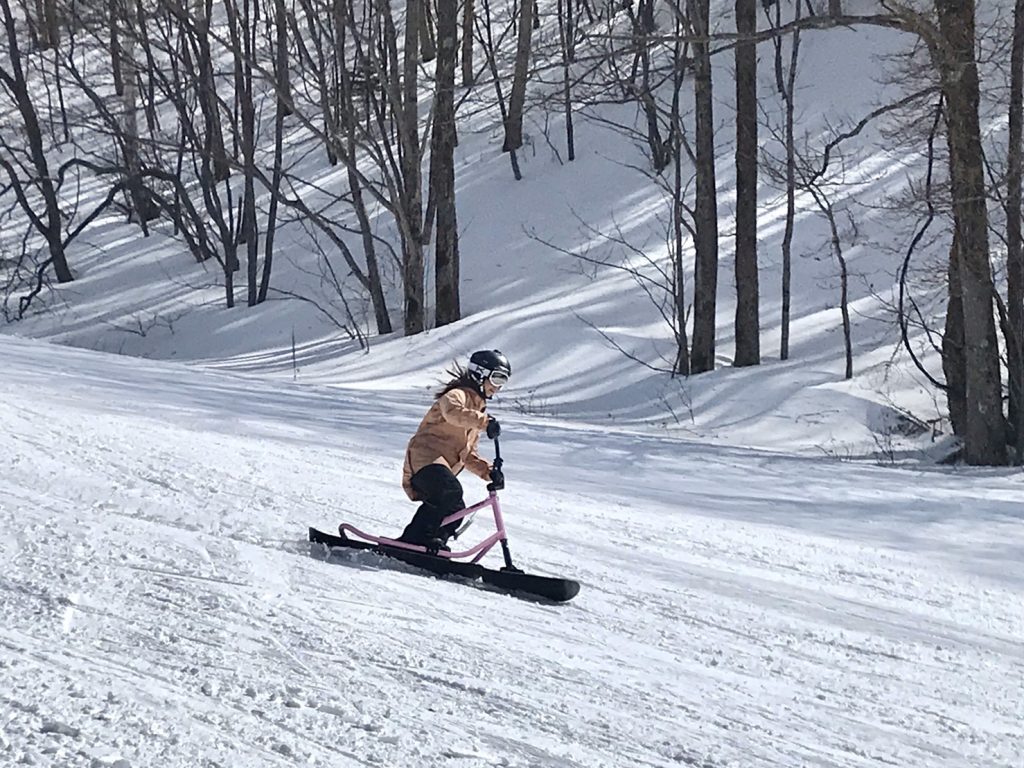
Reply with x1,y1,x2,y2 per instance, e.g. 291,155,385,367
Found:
339,491,507,564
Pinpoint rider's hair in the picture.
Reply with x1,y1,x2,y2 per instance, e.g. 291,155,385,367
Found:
435,362,483,399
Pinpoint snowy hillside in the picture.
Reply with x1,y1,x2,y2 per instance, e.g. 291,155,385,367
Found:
0,1,960,457
2,334,1022,767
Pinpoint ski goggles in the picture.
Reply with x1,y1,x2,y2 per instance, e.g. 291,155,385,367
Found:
488,370,510,387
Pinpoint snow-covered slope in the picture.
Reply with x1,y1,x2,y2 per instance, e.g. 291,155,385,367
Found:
2,334,1022,767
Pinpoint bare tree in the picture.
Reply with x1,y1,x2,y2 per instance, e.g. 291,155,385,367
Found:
0,0,73,285
400,0,426,333
934,0,1006,464
669,22,691,376
477,0,520,178
334,0,393,334
754,0,1011,463
432,0,460,326
223,0,259,307
767,0,801,361
733,0,760,367
555,0,575,161
689,0,719,374
288,0,421,334
804,178,854,380
1007,0,1024,462
503,0,535,153
625,0,670,173
110,0,124,95
260,0,291,303
118,24,157,231
462,0,476,86
194,0,230,182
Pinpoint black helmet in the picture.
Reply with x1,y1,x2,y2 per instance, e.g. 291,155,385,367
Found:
468,349,511,386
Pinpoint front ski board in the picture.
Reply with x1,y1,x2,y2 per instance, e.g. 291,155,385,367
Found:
308,527,580,603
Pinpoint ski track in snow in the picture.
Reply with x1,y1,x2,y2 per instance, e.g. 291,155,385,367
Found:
1,337,1023,767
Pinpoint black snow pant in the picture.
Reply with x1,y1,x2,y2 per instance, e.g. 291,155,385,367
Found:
399,464,466,544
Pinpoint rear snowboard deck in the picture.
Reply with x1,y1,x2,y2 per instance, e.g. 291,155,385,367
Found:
308,527,580,603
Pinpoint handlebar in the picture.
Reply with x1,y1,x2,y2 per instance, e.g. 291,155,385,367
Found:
488,435,504,491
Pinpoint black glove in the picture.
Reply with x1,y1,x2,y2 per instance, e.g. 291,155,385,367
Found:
488,467,505,491
486,416,501,440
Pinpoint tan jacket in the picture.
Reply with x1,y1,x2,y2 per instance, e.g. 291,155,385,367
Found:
402,387,492,500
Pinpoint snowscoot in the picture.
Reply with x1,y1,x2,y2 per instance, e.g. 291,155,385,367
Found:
309,437,580,602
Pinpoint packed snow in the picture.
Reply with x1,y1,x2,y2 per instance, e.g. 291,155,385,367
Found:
1,334,1022,767
4,1,1024,765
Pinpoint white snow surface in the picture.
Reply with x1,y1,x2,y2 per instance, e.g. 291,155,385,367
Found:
2,333,1023,767
3,4,1024,765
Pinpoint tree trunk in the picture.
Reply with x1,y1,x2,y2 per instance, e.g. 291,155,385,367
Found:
41,0,57,48
260,0,289,304
110,0,124,96
671,27,689,376
132,0,159,138
224,181,236,306
432,0,460,327
733,0,760,367
197,0,229,181
242,41,258,306
639,0,654,33
278,6,293,116
822,200,852,379
503,0,535,153
1007,0,1024,463
935,0,1006,464
773,0,800,361
637,29,667,172
689,0,718,374
401,0,425,333
120,41,155,232
461,0,475,86
420,0,436,62
224,0,258,305
556,0,574,161
942,229,967,439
